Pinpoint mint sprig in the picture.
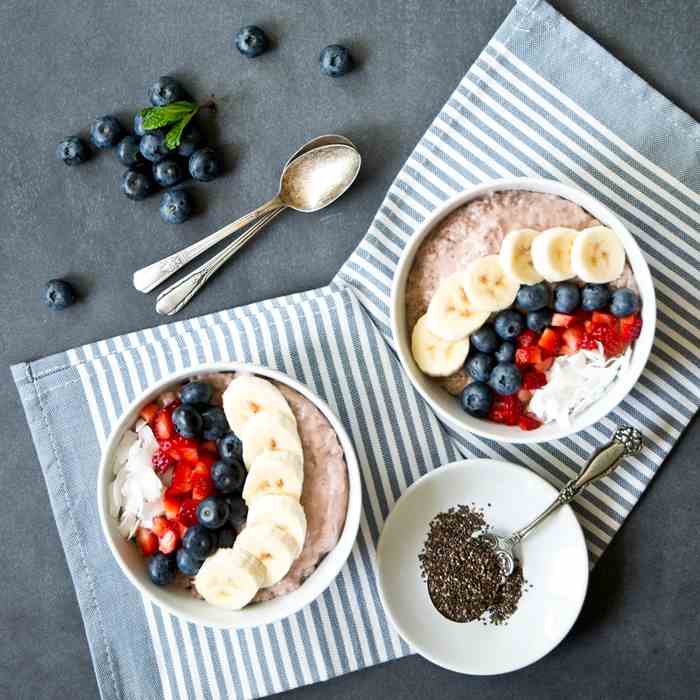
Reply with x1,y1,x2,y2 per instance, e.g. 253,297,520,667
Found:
139,101,199,149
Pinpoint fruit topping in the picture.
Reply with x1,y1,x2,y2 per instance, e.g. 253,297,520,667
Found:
183,524,216,560
516,282,549,311
516,329,539,348
494,309,526,341
172,404,203,438
178,498,199,527
197,496,230,529
552,282,580,313
488,363,522,396
460,381,493,417
495,342,515,363
538,328,560,354
610,288,640,317
136,527,159,556
212,460,246,494
148,552,177,586
515,346,542,367
465,353,495,382
180,381,214,405
581,283,611,311
488,395,522,426
153,407,175,441
522,371,547,391
620,314,643,343
176,548,203,576
151,448,175,474
550,313,576,327
139,402,160,424
526,308,553,332
158,526,180,555
518,414,542,431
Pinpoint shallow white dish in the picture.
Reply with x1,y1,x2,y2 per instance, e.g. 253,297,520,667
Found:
97,362,362,629
377,459,589,675
390,177,656,443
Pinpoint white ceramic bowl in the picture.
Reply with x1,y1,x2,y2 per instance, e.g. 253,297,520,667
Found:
390,177,656,443
97,362,362,629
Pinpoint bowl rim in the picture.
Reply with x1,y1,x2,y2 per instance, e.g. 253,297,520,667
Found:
390,176,657,444
97,361,362,629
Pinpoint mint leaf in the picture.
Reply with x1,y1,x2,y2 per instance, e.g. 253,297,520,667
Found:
164,107,198,150
140,101,198,131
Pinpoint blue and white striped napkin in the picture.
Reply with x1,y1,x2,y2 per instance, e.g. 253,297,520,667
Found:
12,1,700,698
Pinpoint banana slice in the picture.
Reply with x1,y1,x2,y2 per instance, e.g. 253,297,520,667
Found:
246,494,307,556
243,449,304,503
530,226,578,282
425,273,490,341
235,523,299,587
195,548,265,610
462,255,520,312
571,226,626,283
411,315,470,377
499,228,544,284
223,374,296,435
240,410,303,470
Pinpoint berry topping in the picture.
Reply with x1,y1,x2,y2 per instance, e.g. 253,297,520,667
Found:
620,314,642,343
516,282,549,311
153,407,175,441
538,328,561,354
582,323,624,357
460,381,493,417
158,526,180,555
197,496,230,529
218,432,243,464
518,414,542,431
136,527,159,557
488,395,522,426
176,548,203,576
488,363,522,396
178,498,199,527
172,404,203,439
494,309,526,341
148,552,177,586
470,325,499,354
151,448,175,474
610,288,640,317
180,381,213,405
526,308,553,333
139,402,160,424
581,283,611,311
550,313,576,328
552,282,580,313
212,460,246,494
516,329,539,348
495,342,516,363
465,352,496,382
522,371,547,391
191,475,216,502
183,525,216,560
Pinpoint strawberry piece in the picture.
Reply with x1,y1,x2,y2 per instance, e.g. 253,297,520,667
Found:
170,463,193,495
151,448,175,475
522,370,547,390
162,487,182,519
136,527,159,556
488,395,522,426
518,414,542,431
573,308,591,322
151,515,169,538
561,326,584,355
592,311,616,327
515,346,542,367
139,402,160,424
171,435,199,463
517,389,533,403
153,407,175,441
173,521,189,539
538,328,560,354
192,476,216,502
517,330,539,348
620,314,642,344
582,323,624,357
551,313,575,328
534,357,554,373
201,440,218,455
192,459,212,479
158,528,179,555
178,498,199,527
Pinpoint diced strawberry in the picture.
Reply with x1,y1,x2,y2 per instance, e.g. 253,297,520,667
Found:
582,323,624,357
592,311,616,327
192,460,212,479
488,395,522,426
620,314,642,344
153,408,175,441
561,326,584,355
522,370,547,390
538,328,560,354
151,515,169,538
515,346,542,367
551,313,575,328
139,402,160,424
158,528,179,555
173,521,189,539
518,414,542,431
162,487,182,519
534,357,554,373
135,527,159,556
517,330,539,348
573,308,591,322
170,435,199,463
178,498,199,527
192,476,216,502
170,463,193,495
151,448,175,475
584,320,594,333
201,440,218,455
518,389,533,403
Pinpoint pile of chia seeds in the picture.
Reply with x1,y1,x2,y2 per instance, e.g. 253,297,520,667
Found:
418,504,529,625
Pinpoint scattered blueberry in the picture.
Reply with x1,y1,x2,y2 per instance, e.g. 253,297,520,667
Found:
216,527,236,549
495,342,516,363
180,381,213,405
226,496,248,531
201,406,228,440
212,460,246,494
516,282,549,311
488,363,522,396
218,432,243,464
121,168,154,200
159,189,192,224
470,325,499,354
182,524,216,560
56,136,90,165
189,147,221,181
116,135,143,166
134,112,147,136
176,124,204,158
153,157,184,187
90,115,123,149
139,131,169,162
527,308,553,333
148,75,186,107
460,381,493,417
319,44,353,77
581,283,611,311
147,552,177,586
610,287,640,317
465,353,496,382
176,548,202,576
234,25,269,58
44,279,76,310
197,496,230,530
494,309,525,341
553,282,581,313
172,404,203,438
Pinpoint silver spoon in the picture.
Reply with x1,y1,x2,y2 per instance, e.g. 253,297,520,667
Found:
483,426,644,577
133,137,360,295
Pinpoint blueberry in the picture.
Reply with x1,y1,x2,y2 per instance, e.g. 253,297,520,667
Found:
90,115,122,149
234,25,269,58
134,112,147,136
319,44,353,77
197,496,230,530
180,381,212,404
488,363,522,396
460,381,493,417
153,157,184,187
495,342,515,363
527,308,553,332
226,496,248,531
172,404,203,438
159,189,192,224
44,279,76,310
139,131,169,162
211,460,246,494
148,75,185,107
121,168,154,200
218,432,243,464
465,353,495,382
494,309,525,341
176,548,202,576
189,147,221,182
182,524,216,560
216,527,236,549
147,552,177,586
470,325,499,354
553,282,581,313
200,407,228,440
581,283,611,311
56,135,89,165
516,282,549,311
176,124,204,157
610,288,640,317
116,135,143,166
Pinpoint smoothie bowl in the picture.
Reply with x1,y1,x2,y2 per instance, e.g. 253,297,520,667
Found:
391,178,655,443
97,362,361,628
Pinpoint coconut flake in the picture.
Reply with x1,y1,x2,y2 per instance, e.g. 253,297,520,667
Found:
113,430,137,474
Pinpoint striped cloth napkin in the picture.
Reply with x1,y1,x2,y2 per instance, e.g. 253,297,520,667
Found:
12,1,699,699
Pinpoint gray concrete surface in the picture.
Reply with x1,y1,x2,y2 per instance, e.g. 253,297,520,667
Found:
1,1,698,698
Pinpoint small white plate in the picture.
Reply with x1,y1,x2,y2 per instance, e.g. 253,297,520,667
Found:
377,459,589,675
